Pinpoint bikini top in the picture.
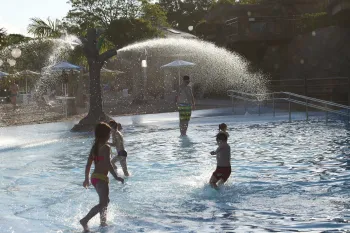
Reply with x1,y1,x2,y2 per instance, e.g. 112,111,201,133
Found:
94,156,104,163
90,145,109,164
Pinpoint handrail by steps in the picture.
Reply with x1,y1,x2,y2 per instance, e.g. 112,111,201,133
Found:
227,90,350,123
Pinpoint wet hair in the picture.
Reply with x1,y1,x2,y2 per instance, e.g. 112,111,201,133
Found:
109,120,118,130
183,75,190,81
219,123,227,131
216,132,228,142
91,122,111,158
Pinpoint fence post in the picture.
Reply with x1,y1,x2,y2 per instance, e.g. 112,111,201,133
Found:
306,99,309,122
289,94,291,123
273,93,275,117
231,95,234,113
348,77,350,106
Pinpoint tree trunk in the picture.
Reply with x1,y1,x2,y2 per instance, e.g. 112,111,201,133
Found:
71,61,111,131
71,28,117,132
88,62,103,118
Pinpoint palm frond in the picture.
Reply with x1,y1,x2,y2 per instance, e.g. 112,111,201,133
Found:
27,17,63,38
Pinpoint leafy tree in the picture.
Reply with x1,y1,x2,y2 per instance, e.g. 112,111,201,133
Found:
65,0,142,31
141,2,169,27
27,18,64,38
5,34,31,46
159,0,214,31
63,0,168,131
105,18,160,47
158,0,182,27
0,39,55,72
71,28,119,131
0,28,7,49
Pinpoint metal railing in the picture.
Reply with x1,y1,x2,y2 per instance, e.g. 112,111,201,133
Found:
227,90,350,123
267,77,350,105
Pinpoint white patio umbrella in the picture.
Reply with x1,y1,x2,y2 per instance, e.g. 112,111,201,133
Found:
12,70,40,93
160,60,195,87
83,68,124,76
0,71,9,78
43,61,81,96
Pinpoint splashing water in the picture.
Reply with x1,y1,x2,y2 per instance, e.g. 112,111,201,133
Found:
118,38,267,97
37,35,82,97
0,35,82,98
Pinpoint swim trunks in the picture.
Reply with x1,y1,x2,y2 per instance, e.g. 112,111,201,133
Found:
91,173,109,187
212,166,231,182
178,103,192,121
118,150,127,157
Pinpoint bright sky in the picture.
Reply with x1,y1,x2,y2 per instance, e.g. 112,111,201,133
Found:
0,0,71,36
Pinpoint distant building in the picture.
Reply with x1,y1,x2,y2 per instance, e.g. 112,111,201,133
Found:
206,0,326,23
160,27,197,39
328,0,350,25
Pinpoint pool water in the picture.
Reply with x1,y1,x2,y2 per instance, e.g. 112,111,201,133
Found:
1,109,350,233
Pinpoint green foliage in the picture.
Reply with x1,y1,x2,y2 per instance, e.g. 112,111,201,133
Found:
0,39,54,72
65,0,141,32
297,12,331,33
159,0,214,31
27,18,64,38
141,2,169,27
105,18,160,49
0,28,7,49
6,34,31,46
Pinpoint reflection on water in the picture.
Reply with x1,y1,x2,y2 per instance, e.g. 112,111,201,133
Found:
0,114,350,232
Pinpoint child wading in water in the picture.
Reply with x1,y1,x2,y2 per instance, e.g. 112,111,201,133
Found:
219,123,229,138
209,132,231,189
80,123,124,232
109,120,129,176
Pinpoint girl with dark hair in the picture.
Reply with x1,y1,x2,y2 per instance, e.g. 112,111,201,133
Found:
80,122,124,232
219,123,229,138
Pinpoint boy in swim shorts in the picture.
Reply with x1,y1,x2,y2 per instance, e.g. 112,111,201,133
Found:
209,132,231,189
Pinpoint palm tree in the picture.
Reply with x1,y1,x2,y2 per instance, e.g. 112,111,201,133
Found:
27,18,64,38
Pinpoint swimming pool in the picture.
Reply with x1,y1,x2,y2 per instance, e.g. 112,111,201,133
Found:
1,109,350,232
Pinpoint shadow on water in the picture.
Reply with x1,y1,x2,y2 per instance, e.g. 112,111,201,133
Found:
179,136,194,148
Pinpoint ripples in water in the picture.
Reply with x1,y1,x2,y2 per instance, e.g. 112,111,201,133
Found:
1,118,350,232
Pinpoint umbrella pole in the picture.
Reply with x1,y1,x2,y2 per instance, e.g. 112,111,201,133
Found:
178,69,180,90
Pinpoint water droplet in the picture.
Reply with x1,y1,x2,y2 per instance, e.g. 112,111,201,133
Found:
300,59,304,64
312,31,316,36
11,48,21,58
7,59,16,67
188,26,194,32
247,11,252,16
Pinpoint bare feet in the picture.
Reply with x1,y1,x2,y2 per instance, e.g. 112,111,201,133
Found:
210,182,218,190
100,222,108,227
80,219,89,232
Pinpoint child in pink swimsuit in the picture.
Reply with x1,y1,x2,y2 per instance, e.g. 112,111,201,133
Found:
80,123,124,231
